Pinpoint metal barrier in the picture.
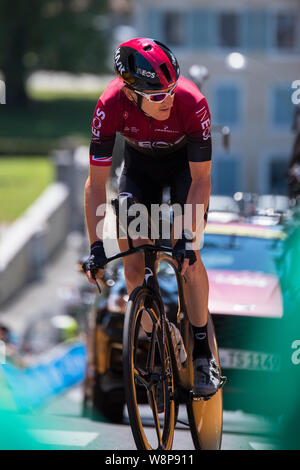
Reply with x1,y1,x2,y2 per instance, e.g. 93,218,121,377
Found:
0,183,70,306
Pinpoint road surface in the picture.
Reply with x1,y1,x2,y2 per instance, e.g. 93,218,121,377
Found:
21,385,280,451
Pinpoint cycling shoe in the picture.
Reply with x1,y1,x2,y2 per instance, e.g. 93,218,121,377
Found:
192,355,225,399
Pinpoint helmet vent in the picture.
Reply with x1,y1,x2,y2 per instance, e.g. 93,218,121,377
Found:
128,54,135,73
143,45,152,51
160,63,171,83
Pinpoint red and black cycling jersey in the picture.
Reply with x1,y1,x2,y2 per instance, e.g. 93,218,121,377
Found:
89,75,212,167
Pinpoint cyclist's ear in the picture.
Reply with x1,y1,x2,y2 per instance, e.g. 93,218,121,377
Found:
123,86,135,102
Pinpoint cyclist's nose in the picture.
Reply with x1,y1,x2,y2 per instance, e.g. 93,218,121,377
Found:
163,94,174,107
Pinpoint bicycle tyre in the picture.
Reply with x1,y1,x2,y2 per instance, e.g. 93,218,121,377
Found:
186,312,224,450
123,286,176,450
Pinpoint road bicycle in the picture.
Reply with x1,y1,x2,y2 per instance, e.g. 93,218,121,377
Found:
85,195,226,450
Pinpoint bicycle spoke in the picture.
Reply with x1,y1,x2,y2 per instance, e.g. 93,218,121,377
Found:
147,388,163,449
146,322,158,371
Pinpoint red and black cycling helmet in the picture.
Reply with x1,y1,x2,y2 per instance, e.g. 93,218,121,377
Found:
114,37,180,91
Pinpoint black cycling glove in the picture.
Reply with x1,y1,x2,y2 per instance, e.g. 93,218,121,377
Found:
173,231,197,266
82,241,107,278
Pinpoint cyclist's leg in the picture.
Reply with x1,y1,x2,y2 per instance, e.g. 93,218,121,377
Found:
170,157,223,396
170,158,209,328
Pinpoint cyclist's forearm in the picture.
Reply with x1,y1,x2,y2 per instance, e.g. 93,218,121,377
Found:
84,177,107,245
185,179,211,235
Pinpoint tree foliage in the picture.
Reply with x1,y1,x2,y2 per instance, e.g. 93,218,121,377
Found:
0,0,109,106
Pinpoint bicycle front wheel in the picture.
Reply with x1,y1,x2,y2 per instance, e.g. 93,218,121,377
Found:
123,286,176,450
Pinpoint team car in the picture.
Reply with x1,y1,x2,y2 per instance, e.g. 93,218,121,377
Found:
82,219,288,422
202,221,286,415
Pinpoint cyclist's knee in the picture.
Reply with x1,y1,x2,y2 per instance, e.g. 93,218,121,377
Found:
124,261,144,285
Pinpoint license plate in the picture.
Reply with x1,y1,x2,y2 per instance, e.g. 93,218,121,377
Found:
219,348,281,372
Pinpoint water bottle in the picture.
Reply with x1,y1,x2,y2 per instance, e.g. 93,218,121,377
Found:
169,322,187,365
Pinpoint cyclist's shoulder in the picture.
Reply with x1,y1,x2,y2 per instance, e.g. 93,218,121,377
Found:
97,77,126,107
176,76,208,110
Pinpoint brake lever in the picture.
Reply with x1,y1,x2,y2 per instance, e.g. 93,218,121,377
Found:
95,279,102,295
90,266,102,294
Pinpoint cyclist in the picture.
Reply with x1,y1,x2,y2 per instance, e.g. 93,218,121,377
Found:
83,37,221,398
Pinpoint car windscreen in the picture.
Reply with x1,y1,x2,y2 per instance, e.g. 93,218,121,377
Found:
201,234,282,275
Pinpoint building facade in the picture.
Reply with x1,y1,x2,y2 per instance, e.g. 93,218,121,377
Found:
133,0,300,195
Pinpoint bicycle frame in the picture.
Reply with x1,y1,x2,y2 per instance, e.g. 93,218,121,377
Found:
92,241,193,398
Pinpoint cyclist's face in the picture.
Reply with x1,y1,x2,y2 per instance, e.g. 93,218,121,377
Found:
140,86,175,121
124,86,175,121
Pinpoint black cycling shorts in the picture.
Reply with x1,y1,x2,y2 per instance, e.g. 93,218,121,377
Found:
119,144,193,213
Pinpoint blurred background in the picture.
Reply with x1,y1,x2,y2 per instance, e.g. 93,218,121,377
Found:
0,0,300,450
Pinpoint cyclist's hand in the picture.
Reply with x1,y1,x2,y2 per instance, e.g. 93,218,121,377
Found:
85,265,105,285
173,231,197,275
82,241,107,285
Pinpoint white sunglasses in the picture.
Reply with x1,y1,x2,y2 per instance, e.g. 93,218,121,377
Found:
134,82,178,103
